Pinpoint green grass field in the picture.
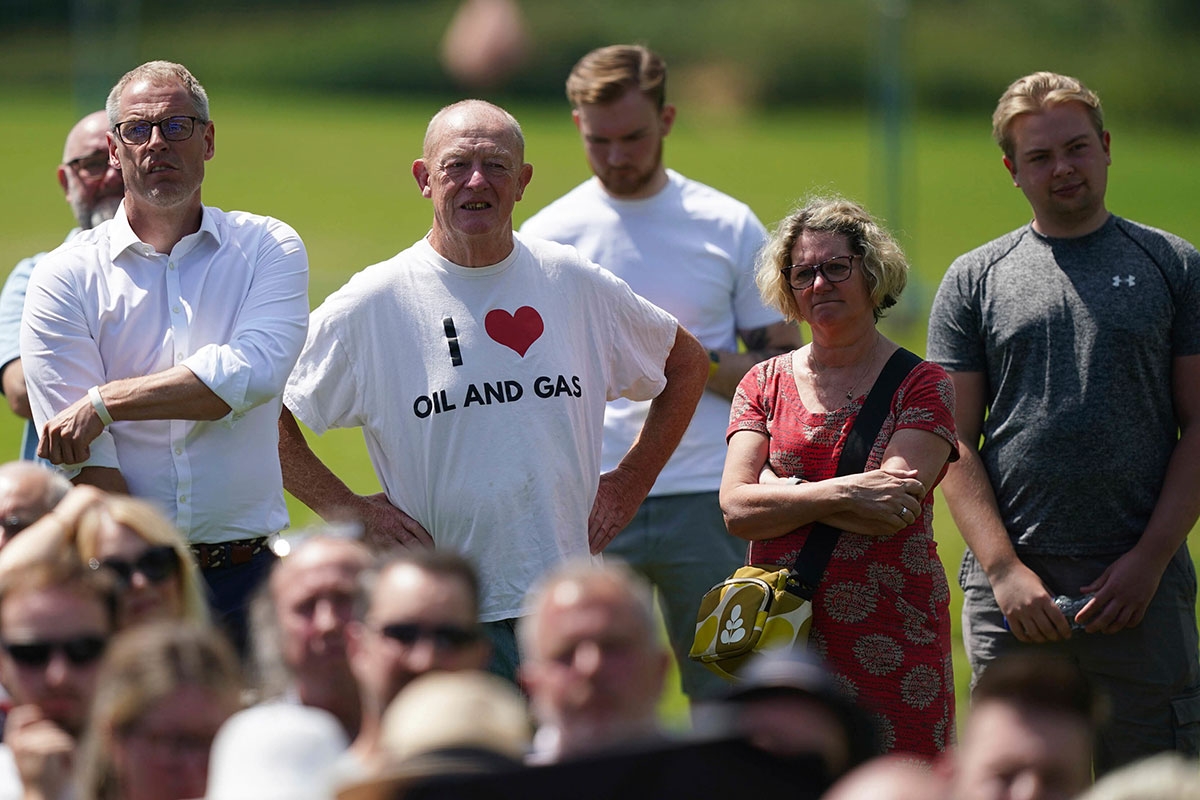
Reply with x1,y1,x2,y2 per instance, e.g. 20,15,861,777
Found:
2,90,1197,732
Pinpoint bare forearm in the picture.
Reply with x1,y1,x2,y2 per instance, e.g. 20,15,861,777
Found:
277,406,359,517
940,443,1022,578
614,326,708,498
100,366,231,422
1,360,31,419
707,322,803,399
707,349,771,398
73,466,129,494
1130,425,1200,570
721,481,852,540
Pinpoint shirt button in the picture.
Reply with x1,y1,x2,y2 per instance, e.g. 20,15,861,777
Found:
168,262,176,270
177,352,184,360
173,305,182,314
179,494,188,503
174,447,183,455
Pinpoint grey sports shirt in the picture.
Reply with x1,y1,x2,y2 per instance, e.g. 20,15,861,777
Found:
927,215,1200,555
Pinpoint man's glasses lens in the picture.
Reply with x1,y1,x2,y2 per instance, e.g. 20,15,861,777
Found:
66,152,111,179
2,636,107,667
380,622,481,650
782,256,856,290
114,116,201,145
91,545,179,587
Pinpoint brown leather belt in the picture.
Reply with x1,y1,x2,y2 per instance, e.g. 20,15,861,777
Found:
190,537,271,570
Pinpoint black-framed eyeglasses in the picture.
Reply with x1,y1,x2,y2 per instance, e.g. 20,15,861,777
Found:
379,622,483,652
113,115,204,146
1,635,107,667
89,545,179,588
65,150,112,180
781,254,859,290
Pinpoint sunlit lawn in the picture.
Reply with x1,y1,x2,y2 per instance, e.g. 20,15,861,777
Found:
3,89,1197,733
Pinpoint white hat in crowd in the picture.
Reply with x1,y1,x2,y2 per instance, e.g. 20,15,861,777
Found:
201,703,350,800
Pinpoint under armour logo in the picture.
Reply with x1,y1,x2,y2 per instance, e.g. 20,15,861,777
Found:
1112,275,1136,287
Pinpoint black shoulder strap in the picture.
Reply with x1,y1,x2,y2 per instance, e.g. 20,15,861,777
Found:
789,347,922,598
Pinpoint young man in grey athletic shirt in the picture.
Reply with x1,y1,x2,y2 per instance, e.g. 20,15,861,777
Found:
927,71,1200,773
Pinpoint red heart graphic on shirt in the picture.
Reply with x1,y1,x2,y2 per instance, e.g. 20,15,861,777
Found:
484,306,544,357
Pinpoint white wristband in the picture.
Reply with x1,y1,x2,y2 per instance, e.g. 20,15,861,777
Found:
88,386,114,427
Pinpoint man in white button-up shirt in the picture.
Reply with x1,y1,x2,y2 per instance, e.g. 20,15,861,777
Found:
19,61,309,651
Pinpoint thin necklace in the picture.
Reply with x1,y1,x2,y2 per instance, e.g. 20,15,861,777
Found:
810,336,880,402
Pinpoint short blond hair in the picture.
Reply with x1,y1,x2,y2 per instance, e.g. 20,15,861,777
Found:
756,195,908,323
992,71,1104,160
566,44,666,109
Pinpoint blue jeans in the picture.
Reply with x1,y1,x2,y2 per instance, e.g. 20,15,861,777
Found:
200,548,278,657
482,618,521,686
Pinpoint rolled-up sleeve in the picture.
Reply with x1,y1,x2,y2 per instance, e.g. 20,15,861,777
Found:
181,217,309,419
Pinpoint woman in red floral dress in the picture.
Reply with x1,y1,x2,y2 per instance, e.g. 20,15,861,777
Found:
720,196,958,759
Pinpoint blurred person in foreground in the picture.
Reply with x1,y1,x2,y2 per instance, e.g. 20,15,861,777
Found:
823,755,949,800
946,652,1104,800
75,622,242,800
336,670,529,800
278,98,708,680
20,61,310,653
520,43,801,704
707,648,879,787
720,196,957,758
927,70,1200,773
342,552,490,776
75,495,209,628
518,561,669,764
0,111,123,462
0,487,208,629
0,461,71,549
202,703,348,800
249,533,373,737
1076,752,1200,800
0,559,118,799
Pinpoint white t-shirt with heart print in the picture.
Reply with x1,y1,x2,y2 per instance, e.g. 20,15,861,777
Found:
284,233,678,621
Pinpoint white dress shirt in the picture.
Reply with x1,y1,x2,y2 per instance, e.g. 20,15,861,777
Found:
20,202,309,544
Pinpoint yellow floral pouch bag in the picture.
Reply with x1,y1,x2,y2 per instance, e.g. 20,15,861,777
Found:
689,566,813,681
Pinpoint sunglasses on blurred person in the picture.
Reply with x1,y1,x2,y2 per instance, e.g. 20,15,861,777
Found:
89,545,180,588
1,635,107,667
378,622,483,652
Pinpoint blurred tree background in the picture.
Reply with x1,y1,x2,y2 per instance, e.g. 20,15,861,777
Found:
2,0,1199,126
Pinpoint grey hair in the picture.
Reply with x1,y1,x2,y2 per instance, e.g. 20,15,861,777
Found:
422,99,525,160
106,61,210,128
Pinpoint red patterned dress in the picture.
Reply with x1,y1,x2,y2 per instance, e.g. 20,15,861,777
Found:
727,351,958,758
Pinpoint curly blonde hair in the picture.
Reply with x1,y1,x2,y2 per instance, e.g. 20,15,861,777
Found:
756,195,908,323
